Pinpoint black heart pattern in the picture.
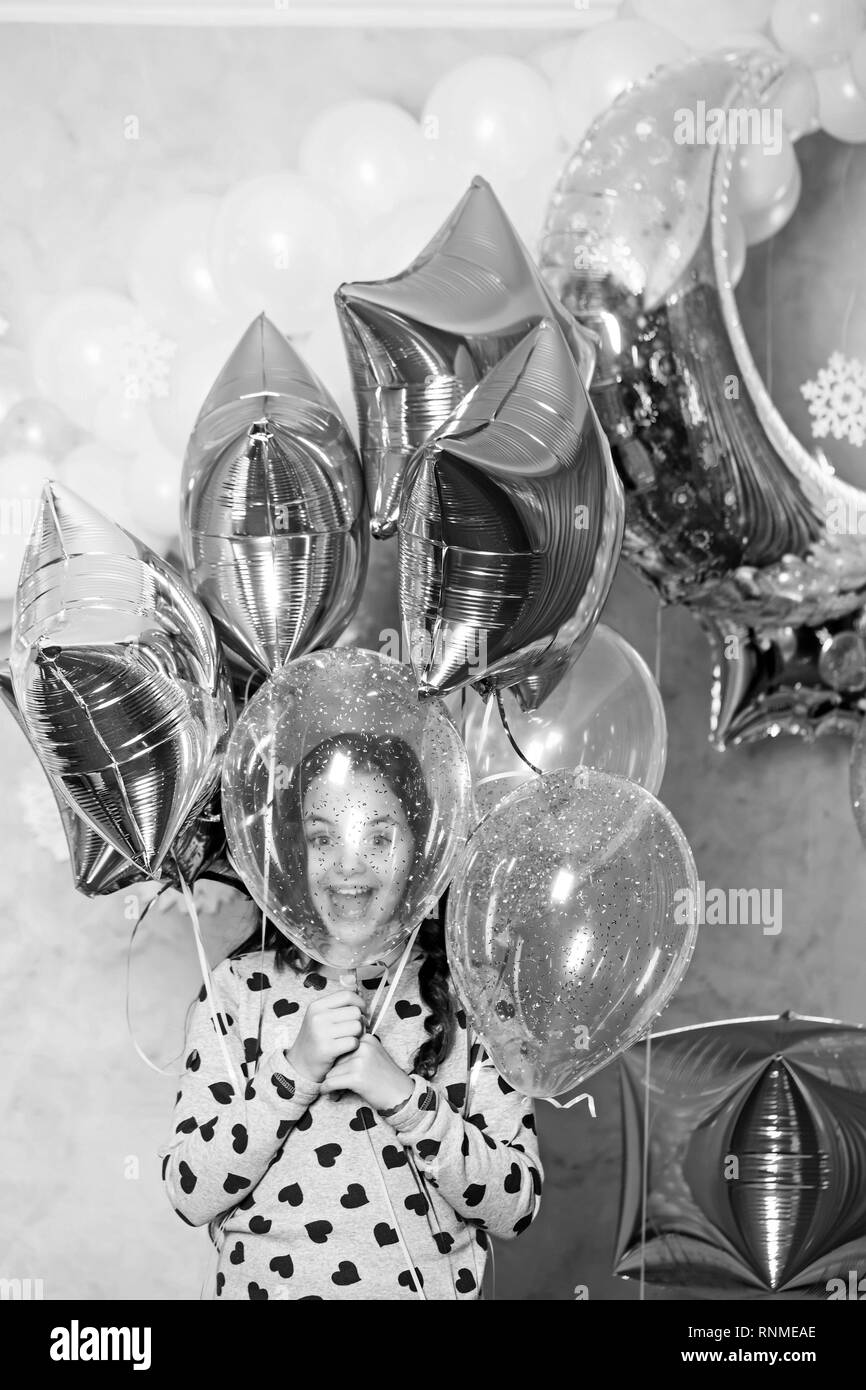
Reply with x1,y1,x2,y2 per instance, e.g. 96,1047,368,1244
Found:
349,1107,376,1132
314,1143,342,1168
304,973,327,991
331,1261,360,1286
175,1116,197,1135
374,1222,399,1247
463,1183,486,1207
229,1241,245,1265
248,1282,268,1300
340,1183,369,1209
178,1161,196,1195
405,1192,428,1216
433,1231,454,1255
199,1118,217,1142
394,1000,422,1019
185,1049,201,1072
455,1268,477,1294
209,1082,234,1105
223,1173,251,1195
305,1220,333,1244
232,1124,248,1154
269,1254,294,1278
246,973,270,992
279,1184,303,1206
416,1139,440,1160
273,999,300,1017
382,1145,408,1169
397,1268,424,1291
503,1163,522,1194
249,1216,272,1234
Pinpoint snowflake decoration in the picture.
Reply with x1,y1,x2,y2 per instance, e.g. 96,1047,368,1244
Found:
801,351,866,449
113,315,177,403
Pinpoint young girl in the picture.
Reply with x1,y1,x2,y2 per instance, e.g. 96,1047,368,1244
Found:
160,731,543,1300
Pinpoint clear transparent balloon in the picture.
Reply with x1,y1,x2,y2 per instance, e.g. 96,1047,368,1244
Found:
222,649,473,971
446,769,699,1098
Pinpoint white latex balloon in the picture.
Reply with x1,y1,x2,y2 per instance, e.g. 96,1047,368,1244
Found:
0,450,54,597
298,100,427,225
209,173,347,335
0,346,36,424
730,129,799,216
498,152,569,254
92,390,157,455
357,199,452,282
742,158,803,243
770,0,864,67
123,437,182,541
775,61,821,138
632,0,774,39
814,60,866,140
128,196,228,335
528,40,575,88
61,442,139,536
299,310,358,446
423,56,558,184
552,20,690,147
29,291,143,433
148,326,248,454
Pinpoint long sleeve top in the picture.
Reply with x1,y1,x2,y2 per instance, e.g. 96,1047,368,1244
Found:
159,946,543,1300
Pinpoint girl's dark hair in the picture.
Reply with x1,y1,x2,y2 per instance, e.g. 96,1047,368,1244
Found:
226,731,457,1080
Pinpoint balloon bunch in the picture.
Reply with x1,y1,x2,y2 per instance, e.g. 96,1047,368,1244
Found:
541,46,866,750
3,174,701,1099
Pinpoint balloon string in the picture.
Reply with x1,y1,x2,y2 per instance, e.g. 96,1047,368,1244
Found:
639,1031,652,1303
654,600,663,689
494,690,543,776
545,1092,597,1116
175,860,243,1096
125,882,186,1077
363,1125,426,1302
368,922,422,1037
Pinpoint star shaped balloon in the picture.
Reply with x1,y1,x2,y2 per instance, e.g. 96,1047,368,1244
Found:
336,174,597,539
615,1014,866,1296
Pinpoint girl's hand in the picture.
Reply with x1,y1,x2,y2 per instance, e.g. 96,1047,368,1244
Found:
319,1033,414,1114
284,989,365,1085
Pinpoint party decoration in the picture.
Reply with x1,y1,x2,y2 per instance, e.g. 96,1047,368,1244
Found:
615,1013,866,1295
221,647,472,971
297,100,427,225
10,482,233,879
770,0,864,68
336,175,598,539
180,312,368,676
127,195,228,336
540,50,866,747
398,317,624,709
446,769,699,1099
209,173,347,335
0,396,78,461
849,710,866,846
421,56,559,186
461,623,667,818
0,345,36,422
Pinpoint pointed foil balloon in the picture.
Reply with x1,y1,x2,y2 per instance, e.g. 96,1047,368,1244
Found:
336,175,598,539
180,313,368,675
539,52,866,746
398,317,623,709
615,1014,866,1296
10,483,233,881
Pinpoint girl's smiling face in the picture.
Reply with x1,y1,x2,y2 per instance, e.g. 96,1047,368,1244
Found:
302,763,415,955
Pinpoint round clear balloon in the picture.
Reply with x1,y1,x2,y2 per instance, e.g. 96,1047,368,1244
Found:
446,769,699,1098
462,624,667,819
222,648,473,971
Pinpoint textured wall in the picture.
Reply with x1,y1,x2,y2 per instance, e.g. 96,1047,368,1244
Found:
1,22,863,1303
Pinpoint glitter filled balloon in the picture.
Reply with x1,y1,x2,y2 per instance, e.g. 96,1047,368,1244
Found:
462,624,667,819
221,648,472,971
11,482,233,880
446,769,699,1098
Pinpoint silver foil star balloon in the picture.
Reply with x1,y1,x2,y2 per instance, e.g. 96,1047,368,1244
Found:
398,317,623,709
10,483,233,881
615,1014,866,1296
539,51,866,746
336,175,598,539
180,313,368,675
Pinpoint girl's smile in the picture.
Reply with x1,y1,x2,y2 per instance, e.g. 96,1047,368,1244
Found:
302,764,414,952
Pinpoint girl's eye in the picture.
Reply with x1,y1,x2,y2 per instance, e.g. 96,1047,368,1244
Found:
306,833,331,849
371,833,393,849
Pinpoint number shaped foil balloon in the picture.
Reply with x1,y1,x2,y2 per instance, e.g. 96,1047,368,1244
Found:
10,482,233,881
336,174,598,539
221,648,472,971
539,50,866,747
399,317,624,709
180,313,368,676
446,769,699,1099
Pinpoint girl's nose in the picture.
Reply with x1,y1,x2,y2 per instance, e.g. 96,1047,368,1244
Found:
336,838,366,873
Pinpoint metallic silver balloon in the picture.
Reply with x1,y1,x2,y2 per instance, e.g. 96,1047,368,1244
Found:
336,174,598,539
180,313,368,674
615,1014,866,1295
11,482,233,880
398,317,623,708
446,768,699,1099
539,51,866,746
